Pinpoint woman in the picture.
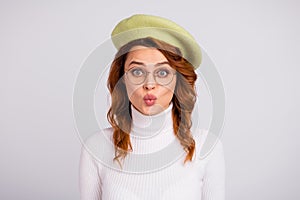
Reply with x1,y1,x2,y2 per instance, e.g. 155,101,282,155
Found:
79,14,225,200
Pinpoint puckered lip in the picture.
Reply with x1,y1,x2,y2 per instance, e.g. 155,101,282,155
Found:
143,93,157,100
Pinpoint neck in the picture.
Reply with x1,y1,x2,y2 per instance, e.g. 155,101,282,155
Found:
131,103,173,138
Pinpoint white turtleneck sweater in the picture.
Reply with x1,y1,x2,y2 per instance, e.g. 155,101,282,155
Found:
79,104,225,200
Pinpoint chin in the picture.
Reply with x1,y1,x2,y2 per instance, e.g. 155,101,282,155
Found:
143,104,165,115
139,107,152,115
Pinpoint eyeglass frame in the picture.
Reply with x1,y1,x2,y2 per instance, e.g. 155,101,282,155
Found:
124,65,177,86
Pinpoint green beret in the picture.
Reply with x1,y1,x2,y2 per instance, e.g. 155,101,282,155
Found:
111,14,202,69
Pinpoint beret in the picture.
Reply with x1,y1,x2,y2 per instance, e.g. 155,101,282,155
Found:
111,14,202,69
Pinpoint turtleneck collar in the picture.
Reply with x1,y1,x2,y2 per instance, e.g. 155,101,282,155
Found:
130,103,174,139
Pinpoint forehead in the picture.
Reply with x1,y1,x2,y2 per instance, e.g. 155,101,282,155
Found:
125,46,168,66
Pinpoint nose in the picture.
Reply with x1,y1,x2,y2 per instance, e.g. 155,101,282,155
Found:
143,72,156,90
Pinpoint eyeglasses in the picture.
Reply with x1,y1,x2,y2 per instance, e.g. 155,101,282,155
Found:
125,66,176,85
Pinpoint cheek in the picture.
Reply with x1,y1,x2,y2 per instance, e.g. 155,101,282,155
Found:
159,83,176,101
164,89,175,101
125,82,142,100
164,79,176,95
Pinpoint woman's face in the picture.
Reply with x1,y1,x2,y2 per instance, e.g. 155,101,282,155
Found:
124,46,176,115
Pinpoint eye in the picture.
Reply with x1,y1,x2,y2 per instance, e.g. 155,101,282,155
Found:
130,68,145,77
156,69,170,78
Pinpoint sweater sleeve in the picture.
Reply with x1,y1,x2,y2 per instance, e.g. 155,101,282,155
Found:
79,146,102,200
201,139,226,200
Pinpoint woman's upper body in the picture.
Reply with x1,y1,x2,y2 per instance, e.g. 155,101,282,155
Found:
79,14,225,200
79,103,225,200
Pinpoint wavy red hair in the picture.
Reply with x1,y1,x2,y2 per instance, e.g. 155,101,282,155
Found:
107,37,197,168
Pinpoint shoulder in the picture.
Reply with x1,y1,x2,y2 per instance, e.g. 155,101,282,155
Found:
81,127,115,164
83,127,114,148
193,129,224,161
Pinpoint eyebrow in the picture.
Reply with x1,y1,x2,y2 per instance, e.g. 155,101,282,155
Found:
128,61,170,67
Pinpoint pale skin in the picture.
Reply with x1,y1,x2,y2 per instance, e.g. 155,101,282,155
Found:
124,46,177,115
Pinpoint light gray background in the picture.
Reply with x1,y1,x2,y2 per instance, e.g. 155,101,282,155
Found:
1,0,299,199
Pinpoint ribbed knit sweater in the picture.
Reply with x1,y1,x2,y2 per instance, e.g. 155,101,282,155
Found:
79,104,225,200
